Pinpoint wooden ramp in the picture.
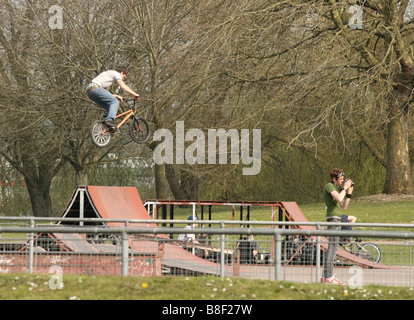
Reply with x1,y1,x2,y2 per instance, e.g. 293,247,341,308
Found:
57,187,396,274
280,202,397,269
59,186,227,274
60,185,161,229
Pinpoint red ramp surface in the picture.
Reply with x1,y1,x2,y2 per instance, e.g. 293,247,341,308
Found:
59,187,395,273
61,185,159,228
87,185,157,228
60,186,226,275
280,202,396,269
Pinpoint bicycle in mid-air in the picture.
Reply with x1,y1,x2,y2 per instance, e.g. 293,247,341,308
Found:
90,98,150,148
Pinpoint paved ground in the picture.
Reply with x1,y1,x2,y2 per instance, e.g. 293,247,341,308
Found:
237,264,414,287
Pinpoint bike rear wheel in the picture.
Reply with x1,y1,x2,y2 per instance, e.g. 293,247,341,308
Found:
358,243,381,263
129,117,150,143
91,120,112,148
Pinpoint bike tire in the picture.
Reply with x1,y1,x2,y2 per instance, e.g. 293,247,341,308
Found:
129,117,150,144
90,120,112,148
358,243,381,263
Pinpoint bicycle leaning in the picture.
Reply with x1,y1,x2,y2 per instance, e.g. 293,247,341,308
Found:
90,98,150,148
280,234,382,265
339,237,382,263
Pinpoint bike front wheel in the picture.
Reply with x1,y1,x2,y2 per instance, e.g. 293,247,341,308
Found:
129,117,150,144
358,243,381,263
91,120,112,148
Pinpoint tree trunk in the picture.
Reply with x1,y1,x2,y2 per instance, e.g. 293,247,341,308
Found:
75,168,89,186
165,165,187,200
165,164,199,200
383,110,413,194
154,163,170,199
24,178,53,217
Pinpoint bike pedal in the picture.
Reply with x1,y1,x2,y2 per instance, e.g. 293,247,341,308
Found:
109,127,121,134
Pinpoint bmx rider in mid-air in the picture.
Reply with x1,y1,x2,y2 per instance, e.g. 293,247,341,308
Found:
86,66,140,130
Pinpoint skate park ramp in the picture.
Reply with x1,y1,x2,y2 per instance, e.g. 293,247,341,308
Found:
59,186,229,275
58,186,394,273
280,202,396,269
60,185,159,228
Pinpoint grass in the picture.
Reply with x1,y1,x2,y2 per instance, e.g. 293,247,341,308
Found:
301,199,414,226
171,197,414,231
1,273,413,300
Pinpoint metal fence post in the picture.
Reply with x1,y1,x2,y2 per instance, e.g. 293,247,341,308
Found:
79,190,84,227
121,231,129,276
29,218,34,273
274,231,282,280
220,222,225,278
315,222,321,282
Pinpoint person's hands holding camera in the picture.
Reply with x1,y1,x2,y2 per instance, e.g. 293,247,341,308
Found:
344,179,354,197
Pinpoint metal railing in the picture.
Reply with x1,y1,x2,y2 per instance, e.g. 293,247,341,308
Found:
0,217,413,286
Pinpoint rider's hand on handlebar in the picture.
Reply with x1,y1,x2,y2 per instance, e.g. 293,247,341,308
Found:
134,94,140,100
114,94,124,102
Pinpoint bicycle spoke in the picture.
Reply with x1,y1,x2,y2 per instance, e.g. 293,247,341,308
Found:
358,243,381,263
91,121,111,147
129,117,150,143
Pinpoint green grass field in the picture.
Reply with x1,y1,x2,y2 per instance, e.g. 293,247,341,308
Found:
1,273,413,300
302,196,414,226
172,195,414,230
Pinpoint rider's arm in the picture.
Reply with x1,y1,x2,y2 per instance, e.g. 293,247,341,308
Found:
117,79,140,98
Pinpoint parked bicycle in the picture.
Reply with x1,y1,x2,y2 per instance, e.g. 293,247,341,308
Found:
340,238,382,263
281,234,382,265
90,98,150,148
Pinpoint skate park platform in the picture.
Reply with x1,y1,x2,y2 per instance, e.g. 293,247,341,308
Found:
55,186,397,276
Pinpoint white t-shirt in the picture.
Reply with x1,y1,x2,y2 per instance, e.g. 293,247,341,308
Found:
178,225,195,241
92,70,122,89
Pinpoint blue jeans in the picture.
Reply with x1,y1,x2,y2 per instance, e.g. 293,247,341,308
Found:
87,87,119,121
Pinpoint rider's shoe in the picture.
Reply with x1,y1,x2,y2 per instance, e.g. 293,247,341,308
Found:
112,127,121,134
104,119,116,130
321,275,344,285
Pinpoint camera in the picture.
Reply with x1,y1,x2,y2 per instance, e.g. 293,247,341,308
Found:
345,179,355,187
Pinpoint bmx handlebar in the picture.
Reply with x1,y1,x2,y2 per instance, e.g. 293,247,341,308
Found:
124,98,137,109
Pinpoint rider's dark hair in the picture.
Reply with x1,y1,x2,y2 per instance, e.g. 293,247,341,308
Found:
116,65,128,75
330,168,344,180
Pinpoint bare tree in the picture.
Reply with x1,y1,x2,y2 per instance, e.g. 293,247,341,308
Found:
210,0,414,194
23,1,150,187
113,0,242,199
0,1,143,215
0,1,68,216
